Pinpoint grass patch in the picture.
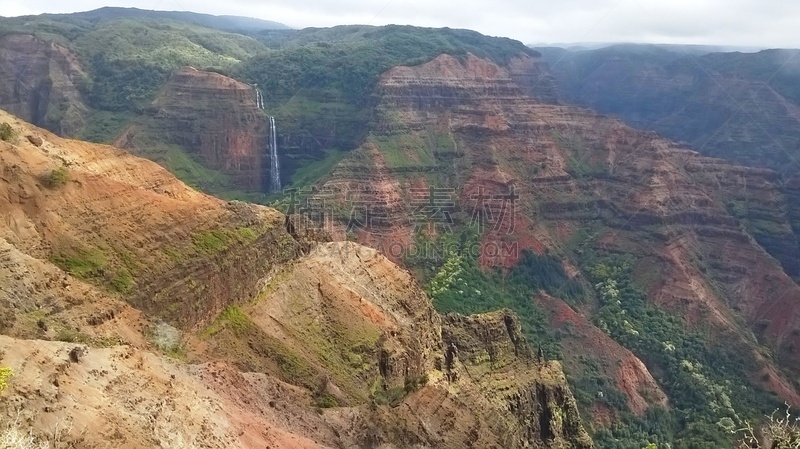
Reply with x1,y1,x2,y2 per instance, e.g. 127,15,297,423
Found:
191,226,260,254
50,244,107,279
370,133,434,168
193,230,232,253
54,327,94,344
110,268,134,293
201,306,254,338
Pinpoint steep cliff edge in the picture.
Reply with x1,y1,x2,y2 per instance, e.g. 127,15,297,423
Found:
0,34,89,136
0,111,591,448
200,241,592,448
117,67,272,193
0,108,297,330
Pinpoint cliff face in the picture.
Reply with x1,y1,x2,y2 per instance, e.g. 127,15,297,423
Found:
118,67,272,192
200,241,592,448
309,52,800,422
0,110,591,448
538,46,800,277
0,34,89,136
0,109,297,329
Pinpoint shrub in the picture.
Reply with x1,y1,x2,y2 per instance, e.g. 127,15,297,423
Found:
0,367,12,393
0,123,15,142
734,406,800,448
313,392,338,408
0,421,47,449
44,167,70,188
150,321,185,358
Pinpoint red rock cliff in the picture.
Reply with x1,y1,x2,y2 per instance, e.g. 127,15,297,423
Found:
310,52,800,416
118,67,270,191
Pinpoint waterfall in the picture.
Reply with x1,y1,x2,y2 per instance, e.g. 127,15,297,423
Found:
255,88,264,110
255,87,281,192
269,116,281,192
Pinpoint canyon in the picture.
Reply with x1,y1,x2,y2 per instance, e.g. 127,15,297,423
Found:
0,109,591,447
2,10,800,446
305,52,800,438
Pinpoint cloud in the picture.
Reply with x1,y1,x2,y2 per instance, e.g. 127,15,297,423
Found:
3,0,799,49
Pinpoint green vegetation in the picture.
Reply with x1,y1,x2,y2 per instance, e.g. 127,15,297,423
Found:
54,328,94,344
49,242,137,295
201,306,254,338
568,357,629,412
408,228,584,358
370,133,434,168
191,227,259,254
192,230,233,253
288,149,347,189
79,110,135,143
370,384,407,407
121,126,233,192
585,253,780,448
253,334,317,389
73,19,264,111
2,14,538,198
553,130,609,179
44,166,70,188
313,392,338,408
236,25,537,171
110,268,134,293
0,123,15,142
0,367,12,393
410,224,783,447
50,244,107,279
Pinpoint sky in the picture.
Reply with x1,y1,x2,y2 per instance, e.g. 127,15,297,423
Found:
3,0,799,49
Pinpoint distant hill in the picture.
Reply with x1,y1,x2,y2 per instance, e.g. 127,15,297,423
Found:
42,7,290,32
536,44,800,175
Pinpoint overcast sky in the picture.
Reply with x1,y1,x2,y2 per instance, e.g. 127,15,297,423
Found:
3,0,799,49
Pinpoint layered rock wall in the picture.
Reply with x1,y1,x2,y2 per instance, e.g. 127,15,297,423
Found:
0,34,88,135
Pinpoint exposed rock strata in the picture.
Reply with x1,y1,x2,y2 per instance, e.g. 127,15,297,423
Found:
0,34,89,135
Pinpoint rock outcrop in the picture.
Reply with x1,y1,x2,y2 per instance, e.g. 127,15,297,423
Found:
0,34,89,136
